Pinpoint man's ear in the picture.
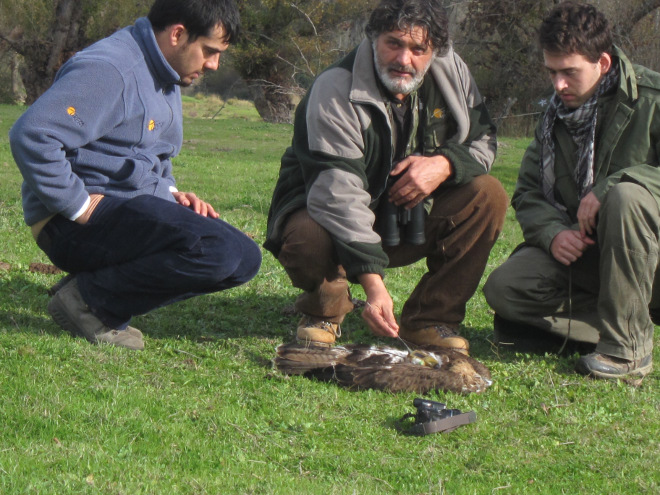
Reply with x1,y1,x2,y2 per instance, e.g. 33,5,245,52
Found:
168,24,187,47
599,52,612,75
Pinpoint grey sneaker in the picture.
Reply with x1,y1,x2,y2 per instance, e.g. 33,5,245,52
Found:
47,278,144,350
96,327,144,348
47,273,75,296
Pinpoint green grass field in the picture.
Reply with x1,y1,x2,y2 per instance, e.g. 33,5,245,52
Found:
0,97,657,494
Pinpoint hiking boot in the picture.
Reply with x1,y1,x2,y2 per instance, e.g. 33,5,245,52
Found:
399,324,470,355
47,278,144,350
575,352,653,380
296,315,341,345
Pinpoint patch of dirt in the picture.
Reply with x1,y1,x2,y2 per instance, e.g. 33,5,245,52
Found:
29,262,63,275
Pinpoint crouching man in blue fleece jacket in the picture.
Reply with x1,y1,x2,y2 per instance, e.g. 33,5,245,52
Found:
9,0,261,350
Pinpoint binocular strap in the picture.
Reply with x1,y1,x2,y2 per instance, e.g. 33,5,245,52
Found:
400,411,477,436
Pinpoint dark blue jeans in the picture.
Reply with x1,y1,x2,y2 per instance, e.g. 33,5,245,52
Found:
37,195,261,329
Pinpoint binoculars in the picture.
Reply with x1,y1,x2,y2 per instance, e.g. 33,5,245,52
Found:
377,177,426,246
412,398,462,423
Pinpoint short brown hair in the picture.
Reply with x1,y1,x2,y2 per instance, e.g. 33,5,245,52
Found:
539,1,612,62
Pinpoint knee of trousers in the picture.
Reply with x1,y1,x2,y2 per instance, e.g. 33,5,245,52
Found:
278,210,336,269
483,264,520,319
229,236,262,285
197,228,262,289
601,182,658,220
463,175,509,229
599,182,660,240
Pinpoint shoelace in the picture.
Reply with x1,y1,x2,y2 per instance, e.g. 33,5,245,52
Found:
557,266,572,355
320,321,341,337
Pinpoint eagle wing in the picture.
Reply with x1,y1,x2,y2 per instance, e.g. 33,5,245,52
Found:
273,342,352,374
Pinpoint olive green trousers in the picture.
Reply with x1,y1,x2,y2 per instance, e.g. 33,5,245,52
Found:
484,182,659,360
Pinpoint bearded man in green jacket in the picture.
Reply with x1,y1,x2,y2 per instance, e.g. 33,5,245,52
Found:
265,0,507,352
484,1,660,379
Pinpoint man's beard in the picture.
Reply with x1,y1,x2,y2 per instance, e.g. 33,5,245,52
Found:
373,41,433,96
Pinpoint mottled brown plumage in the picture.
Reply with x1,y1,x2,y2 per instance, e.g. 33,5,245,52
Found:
274,343,492,394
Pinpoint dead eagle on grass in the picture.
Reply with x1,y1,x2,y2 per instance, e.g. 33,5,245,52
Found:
274,343,493,394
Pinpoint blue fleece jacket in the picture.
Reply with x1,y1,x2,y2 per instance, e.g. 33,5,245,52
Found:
9,17,183,226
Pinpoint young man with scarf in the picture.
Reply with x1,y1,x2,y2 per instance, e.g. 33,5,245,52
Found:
484,1,660,379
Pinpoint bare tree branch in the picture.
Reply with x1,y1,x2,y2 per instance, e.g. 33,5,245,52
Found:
290,2,319,37
627,0,660,28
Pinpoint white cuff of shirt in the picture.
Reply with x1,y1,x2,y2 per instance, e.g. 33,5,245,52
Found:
69,196,91,221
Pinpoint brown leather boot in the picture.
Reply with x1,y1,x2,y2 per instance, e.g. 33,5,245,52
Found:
296,315,341,345
399,324,469,355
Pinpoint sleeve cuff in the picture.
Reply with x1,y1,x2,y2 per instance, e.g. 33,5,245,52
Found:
68,196,91,222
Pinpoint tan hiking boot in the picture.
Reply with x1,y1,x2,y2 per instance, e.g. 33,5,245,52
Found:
296,315,341,345
399,324,470,355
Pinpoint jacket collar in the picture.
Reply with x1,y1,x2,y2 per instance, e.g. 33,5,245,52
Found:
131,17,181,89
613,45,638,103
349,40,387,110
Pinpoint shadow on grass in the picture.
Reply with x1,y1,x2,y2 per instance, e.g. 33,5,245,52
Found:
138,293,301,341
0,309,62,339
2,269,301,345
459,323,600,379
0,270,62,337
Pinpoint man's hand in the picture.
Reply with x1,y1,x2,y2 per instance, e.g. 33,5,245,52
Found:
576,191,601,237
172,191,219,218
550,229,595,266
357,273,399,337
388,154,453,209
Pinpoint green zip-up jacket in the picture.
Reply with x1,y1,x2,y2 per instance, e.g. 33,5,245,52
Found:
264,39,496,282
513,46,660,253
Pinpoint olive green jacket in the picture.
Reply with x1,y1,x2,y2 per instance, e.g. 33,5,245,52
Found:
513,46,660,252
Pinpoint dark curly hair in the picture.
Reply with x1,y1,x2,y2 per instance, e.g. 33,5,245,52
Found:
539,1,612,62
148,0,240,44
364,0,450,54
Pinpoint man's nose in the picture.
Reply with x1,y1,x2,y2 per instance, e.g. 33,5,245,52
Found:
553,75,568,92
396,49,413,67
205,53,220,71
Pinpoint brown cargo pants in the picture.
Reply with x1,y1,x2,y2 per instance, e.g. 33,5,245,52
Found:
277,175,508,329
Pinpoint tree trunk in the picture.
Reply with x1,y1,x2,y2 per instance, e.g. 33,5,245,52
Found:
10,51,22,101
15,0,85,104
249,81,297,124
